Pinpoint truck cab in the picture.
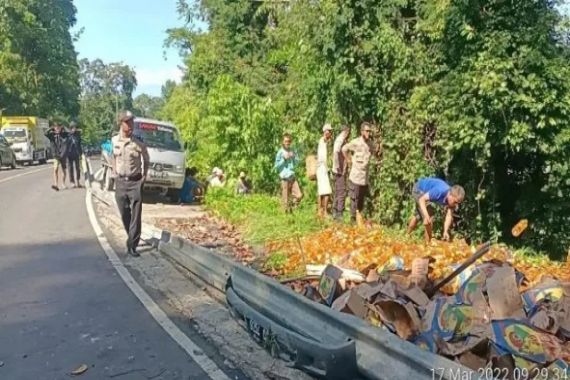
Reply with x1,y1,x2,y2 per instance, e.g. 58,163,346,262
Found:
0,117,49,165
132,118,186,199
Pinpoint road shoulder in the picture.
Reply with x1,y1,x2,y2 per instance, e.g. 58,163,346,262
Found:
89,185,311,380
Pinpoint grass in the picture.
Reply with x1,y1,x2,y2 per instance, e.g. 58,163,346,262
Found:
205,187,328,246
263,251,288,272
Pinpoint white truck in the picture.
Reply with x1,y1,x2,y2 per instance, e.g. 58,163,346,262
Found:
0,116,50,165
133,118,186,200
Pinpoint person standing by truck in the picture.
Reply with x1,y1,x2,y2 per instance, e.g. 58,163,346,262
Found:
112,111,150,257
67,121,83,188
45,123,69,191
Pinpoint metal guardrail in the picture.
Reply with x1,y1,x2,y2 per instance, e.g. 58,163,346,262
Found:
158,236,478,380
160,237,358,379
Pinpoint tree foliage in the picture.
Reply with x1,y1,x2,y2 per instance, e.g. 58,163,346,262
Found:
161,79,177,102
0,0,80,118
78,58,137,144
133,93,164,119
164,0,570,257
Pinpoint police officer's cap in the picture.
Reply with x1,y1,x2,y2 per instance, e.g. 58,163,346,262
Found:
118,111,134,124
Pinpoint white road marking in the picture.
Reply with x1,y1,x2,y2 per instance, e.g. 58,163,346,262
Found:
0,166,50,184
85,190,231,380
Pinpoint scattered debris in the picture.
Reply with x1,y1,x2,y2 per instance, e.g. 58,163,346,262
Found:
268,225,570,284
152,202,570,375
71,364,89,376
154,217,257,266
291,257,570,375
108,368,146,378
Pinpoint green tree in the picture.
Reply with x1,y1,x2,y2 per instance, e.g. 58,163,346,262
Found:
164,0,570,256
0,0,80,118
133,93,164,119
78,58,137,144
161,79,177,101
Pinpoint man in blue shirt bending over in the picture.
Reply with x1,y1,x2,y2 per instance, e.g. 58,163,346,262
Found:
407,177,465,243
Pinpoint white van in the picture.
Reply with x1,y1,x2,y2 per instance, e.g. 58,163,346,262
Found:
133,118,186,199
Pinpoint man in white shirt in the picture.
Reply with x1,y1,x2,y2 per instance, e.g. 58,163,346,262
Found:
316,124,333,218
209,167,226,187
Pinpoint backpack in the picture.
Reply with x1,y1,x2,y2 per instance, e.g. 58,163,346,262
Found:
306,155,317,181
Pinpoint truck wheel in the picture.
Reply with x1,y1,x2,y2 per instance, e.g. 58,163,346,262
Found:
166,188,180,202
10,155,16,169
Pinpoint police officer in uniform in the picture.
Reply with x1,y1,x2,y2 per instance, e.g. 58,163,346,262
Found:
112,111,150,257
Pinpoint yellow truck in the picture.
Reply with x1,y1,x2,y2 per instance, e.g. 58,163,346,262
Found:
0,116,50,165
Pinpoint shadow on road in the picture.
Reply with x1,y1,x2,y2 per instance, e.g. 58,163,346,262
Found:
0,238,212,380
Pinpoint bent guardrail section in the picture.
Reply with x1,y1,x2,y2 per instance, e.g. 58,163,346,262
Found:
159,234,477,380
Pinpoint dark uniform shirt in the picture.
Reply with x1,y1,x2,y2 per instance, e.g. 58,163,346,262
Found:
67,132,83,158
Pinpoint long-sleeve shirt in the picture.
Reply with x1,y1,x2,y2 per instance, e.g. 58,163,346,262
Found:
274,147,299,180
45,129,69,159
180,176,200,203
67,131,83,158
332,132,347,175
342,136,375,186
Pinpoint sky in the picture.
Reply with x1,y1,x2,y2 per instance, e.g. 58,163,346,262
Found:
73,0,185,97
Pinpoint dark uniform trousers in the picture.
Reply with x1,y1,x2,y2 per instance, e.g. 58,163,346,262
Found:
334,173,347,215
115,176,143,250
349,180,368,219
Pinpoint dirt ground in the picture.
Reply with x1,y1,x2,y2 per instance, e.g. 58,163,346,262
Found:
90,181,312,380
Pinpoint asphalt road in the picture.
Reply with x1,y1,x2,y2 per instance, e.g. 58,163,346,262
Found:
0,164,213,380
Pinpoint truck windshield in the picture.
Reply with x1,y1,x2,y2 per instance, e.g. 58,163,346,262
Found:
134,122,183,151
2,129,27,143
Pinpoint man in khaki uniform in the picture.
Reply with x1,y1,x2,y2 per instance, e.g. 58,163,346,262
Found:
112,111,150,257
342,122,375,223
